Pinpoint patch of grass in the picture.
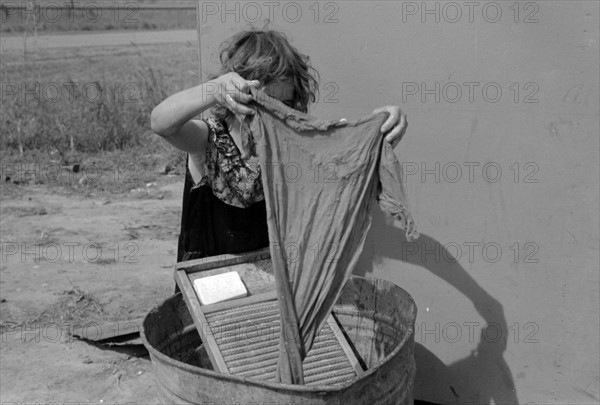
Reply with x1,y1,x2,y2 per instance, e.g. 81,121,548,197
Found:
1,63,169,154
1,40,198,194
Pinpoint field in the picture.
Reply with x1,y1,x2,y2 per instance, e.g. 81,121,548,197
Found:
0,20,203,402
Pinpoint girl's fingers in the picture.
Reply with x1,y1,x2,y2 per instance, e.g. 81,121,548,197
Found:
234,92,253,104
399,113,408,132
225,94,255,116
385,125,402,144
385,119,408,146
374,107,397,133
381,112,398,133
221,81,251,103
235,81,250,94
232,81,256,103
236,80,261,94
373,106,407,134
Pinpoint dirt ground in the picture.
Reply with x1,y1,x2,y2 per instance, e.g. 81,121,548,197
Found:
0,177,184,403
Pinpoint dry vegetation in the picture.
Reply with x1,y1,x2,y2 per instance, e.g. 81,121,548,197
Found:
0,24,204,193
1,1,205,193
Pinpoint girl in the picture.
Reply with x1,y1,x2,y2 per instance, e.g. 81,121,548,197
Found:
150,29,408,262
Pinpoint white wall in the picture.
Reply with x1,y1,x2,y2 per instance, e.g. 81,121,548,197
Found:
198,2,600,403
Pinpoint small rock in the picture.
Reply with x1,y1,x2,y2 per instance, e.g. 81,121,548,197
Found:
61,164,80,173
157,163,173,175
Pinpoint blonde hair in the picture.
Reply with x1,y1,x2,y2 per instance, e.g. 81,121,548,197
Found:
210,29,320,121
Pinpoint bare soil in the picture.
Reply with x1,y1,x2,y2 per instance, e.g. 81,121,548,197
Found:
0,177,185,403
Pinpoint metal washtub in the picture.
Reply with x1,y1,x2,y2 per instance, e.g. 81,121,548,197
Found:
141,275,417,404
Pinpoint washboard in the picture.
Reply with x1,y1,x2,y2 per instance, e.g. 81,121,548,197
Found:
174,247,365,384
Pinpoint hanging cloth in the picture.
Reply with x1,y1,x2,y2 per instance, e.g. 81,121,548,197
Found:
247,89,419,384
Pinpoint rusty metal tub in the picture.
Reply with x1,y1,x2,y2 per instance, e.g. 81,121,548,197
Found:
141,276,417,404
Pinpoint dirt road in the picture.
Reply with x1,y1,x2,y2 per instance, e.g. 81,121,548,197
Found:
1,29,197,50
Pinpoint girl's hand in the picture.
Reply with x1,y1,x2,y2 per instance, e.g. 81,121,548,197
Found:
211,72,261,116
372,105,408,148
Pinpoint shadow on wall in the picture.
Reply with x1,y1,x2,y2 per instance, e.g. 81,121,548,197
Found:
355,207,519,405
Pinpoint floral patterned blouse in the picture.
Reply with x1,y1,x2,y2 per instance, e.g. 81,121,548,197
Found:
192,117,264,208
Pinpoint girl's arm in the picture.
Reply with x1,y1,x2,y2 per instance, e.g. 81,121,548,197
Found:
150,73,260,181
150,83,216,183
150,82,215,152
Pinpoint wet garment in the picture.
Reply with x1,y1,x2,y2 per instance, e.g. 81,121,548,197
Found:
247,89,419,384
